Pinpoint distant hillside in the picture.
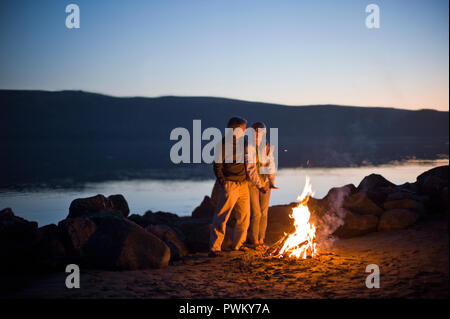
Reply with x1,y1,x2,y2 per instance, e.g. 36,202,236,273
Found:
0,90,448,186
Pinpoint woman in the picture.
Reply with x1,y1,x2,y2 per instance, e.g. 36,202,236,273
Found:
247,122,277,250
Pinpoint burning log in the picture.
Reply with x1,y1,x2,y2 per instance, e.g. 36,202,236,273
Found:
265,233,309,257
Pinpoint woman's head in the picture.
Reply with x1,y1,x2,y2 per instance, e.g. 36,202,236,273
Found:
251,121,267,144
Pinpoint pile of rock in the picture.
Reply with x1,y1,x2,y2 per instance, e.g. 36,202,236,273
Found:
0,165,448,273
266,165,449,241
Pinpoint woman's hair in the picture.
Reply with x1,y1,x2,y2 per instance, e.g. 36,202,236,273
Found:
251,121,267,131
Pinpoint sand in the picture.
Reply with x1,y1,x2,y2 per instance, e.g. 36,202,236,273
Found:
5,218,448,299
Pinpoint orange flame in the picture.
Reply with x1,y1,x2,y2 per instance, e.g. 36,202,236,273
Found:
277,176,317,259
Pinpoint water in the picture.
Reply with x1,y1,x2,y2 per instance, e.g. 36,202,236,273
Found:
0,159,448,227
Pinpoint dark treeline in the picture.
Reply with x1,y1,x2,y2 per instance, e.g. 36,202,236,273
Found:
0,90,448,187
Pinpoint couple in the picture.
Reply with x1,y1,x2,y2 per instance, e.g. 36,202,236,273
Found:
209,116,277,257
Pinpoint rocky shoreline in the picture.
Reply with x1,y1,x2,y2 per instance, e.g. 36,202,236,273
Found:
0,165,448,298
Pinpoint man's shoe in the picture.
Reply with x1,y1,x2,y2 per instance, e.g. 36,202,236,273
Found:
208,251,221,257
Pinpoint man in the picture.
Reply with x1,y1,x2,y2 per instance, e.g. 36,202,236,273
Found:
247,122,277,250
209,117,267,257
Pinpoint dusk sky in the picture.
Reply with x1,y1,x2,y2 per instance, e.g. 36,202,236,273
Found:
0,0,448,110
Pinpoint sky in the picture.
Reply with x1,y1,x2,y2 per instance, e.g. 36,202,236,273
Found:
0,0,448,110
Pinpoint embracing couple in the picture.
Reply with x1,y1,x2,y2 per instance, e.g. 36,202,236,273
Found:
209,116,277,257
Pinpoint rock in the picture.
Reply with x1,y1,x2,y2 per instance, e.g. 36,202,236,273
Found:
397,182,419,193
417,165,449,191
357,174,396,205
107,194,130,218
68,194,130,219
416,166,449,214
128,210,180,228
265,204,297,244
58,217,97,255
36,224,66,271
175,217,211,252
267,204,296,228
343,192,384,216
83,212,170,270
357,174,396,193
378,209,419,231
191,196,216,219
443,187,449,229
383,199,425,214
385,191,427,203
0,208,14,217
325,184,357,199
333,209,378,238
442,187,449,215
0,208,40,272
146,224,188,260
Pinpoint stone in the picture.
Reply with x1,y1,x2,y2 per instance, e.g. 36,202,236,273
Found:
175,217,211,252
191,196,216,219
333,209,378,238
58,217,97,255
343,192,384,216
378,209,419,231
83,212,170,269
0,208,40,272
128,210,180,228
146,224,188,260
68,194,130,219
383,199,425,214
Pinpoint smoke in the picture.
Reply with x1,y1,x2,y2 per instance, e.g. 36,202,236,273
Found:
315,185,352,251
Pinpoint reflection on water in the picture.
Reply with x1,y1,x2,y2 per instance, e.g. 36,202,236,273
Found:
0,159,448,227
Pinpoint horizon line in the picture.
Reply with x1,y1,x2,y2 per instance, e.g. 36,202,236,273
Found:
1,88,448,113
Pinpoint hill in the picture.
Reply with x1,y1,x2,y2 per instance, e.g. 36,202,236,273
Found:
0,90,448,186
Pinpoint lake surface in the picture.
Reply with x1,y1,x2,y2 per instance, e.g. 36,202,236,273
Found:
0,159,448,227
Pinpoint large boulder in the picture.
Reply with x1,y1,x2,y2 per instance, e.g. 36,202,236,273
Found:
35,224,67,271
416,165,449,193
333,209,378,238
378,209,419,231
383,199,425,214
357,174,396,193
128,210,180,228
58,217,97,255
265,204,296,244
191,196,216,219
175,217,211,252
107,195,130,218
357,174,396,205
416,166,449,214
385,190,427,203
0,208,40,272
146,224,188,260
68,194,129,219
343,192,384,216
82,211,170,270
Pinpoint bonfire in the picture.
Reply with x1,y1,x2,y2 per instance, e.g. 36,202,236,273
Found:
267,176,318,259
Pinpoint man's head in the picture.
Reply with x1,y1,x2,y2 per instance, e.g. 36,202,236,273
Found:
227,116,247,138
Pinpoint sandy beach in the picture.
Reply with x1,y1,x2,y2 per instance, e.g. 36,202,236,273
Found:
7,217,448,299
